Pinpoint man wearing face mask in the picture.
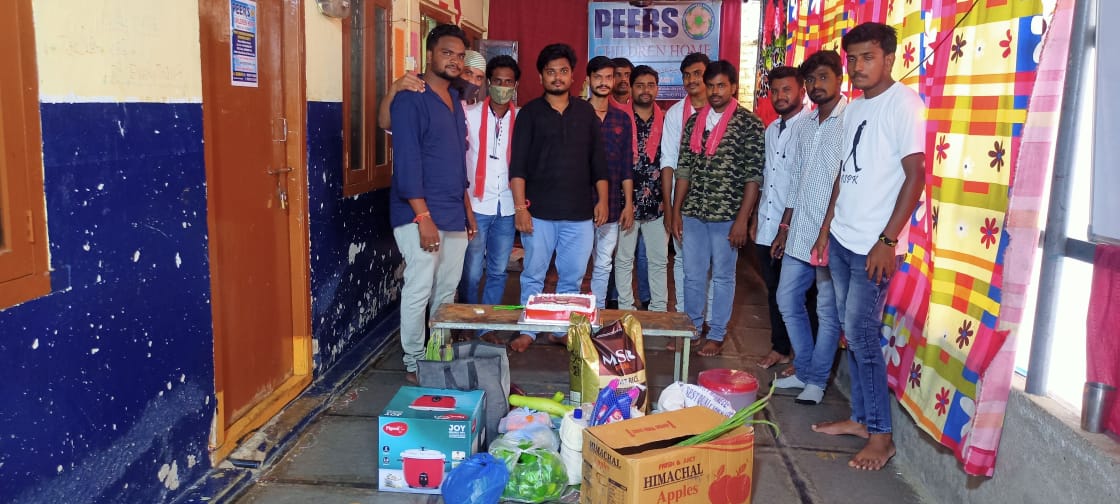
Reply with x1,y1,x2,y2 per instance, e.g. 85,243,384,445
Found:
459,50,488,105
459,56,522,334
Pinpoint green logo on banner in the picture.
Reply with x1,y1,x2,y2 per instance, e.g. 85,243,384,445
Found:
683,3,715,40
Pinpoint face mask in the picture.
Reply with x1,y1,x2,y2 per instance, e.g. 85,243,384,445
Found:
489,85,516,104
459,81,482,105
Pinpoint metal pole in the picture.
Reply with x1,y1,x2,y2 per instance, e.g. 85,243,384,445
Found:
1025,0,1098,395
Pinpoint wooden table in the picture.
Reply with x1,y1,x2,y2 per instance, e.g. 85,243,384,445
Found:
428,304,698,382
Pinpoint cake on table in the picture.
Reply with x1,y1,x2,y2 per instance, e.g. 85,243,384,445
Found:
522,293,598,325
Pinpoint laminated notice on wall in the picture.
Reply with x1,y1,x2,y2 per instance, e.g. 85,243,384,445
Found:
230,0,258,87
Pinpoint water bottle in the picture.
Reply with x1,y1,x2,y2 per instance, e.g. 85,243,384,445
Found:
558,405,588,485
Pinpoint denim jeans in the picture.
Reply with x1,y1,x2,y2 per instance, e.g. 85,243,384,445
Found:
673,234,713,320
615,217,669,311
828,235,893,434
460,210,516,305
636,238,651,303
590,222,620,309
520,218,595,339
682,217,737,342
393,224,469,372
778,254,841,389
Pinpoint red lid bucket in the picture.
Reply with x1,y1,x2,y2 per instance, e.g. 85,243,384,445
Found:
698,369,759,394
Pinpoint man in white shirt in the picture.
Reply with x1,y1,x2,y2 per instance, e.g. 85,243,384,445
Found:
754,65,811,370
809,22,926,472
460,56,521,322
660,52,714,349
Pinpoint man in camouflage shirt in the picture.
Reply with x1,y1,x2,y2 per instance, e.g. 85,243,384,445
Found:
671,60,765,356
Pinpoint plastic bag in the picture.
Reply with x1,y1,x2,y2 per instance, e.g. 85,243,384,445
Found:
441,453,510,504
488,433,568,503
500,422,560,452
499,407,555,433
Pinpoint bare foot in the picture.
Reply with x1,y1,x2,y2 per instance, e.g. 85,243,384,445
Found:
810,419,870,439
546,333,568,346
480,332,504,345
405,371,419,385
697,339,724,357
509,334,533,353
849,434,896,470
758,350,791,369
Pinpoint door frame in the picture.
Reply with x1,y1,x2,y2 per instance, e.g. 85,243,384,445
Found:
201,0,312,465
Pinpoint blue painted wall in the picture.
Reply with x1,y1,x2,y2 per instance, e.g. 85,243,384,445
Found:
306,101,402,370
0,103,214,503
0,101,404,502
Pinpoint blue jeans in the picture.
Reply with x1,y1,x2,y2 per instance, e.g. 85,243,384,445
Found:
682,217,737,342
828,235,893,434
460,211,516,305
520,218,595,339
778,254,840,388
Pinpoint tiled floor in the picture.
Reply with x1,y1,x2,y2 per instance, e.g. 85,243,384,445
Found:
232,253,930,503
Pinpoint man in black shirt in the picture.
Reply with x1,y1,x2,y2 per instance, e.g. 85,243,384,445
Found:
508,43,609,352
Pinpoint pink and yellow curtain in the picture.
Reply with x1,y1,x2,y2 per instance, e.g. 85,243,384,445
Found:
757,0,1062,476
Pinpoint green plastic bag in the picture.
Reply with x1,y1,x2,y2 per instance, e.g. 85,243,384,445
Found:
487,434,567,503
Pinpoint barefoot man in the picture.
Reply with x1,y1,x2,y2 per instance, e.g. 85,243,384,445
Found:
809,22,926,471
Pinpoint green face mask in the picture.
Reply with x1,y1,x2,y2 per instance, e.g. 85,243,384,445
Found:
488,85,516,104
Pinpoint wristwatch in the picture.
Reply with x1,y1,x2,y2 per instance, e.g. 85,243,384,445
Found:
878,233,898,247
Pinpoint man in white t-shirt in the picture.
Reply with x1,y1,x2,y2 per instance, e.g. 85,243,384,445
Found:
808,22,926,472
660,52,714,349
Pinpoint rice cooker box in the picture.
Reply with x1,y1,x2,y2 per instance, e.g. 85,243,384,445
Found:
378,386,485,495
581,406,755,504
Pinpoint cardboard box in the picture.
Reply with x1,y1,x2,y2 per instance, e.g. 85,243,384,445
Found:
377,386,484,495
581,406,755,504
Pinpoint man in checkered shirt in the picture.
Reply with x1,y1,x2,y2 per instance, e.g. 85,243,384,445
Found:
769,50,848,406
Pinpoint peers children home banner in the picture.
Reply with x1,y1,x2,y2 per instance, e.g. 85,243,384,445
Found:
588,2,721,100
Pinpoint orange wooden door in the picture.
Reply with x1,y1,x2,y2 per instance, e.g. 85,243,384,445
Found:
199,0,310,461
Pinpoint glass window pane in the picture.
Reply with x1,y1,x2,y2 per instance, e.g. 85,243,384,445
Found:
348,0,365,171
374,5,389,166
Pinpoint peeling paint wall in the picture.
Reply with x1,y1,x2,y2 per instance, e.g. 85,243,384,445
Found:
0,2,213,503
303,0,404,370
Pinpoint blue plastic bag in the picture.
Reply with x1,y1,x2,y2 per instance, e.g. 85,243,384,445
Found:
441,453,510,504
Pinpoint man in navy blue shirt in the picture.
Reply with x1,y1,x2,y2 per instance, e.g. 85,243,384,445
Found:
390,24,477,383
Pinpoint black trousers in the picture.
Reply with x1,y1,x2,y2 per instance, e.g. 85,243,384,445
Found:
754,243,818,356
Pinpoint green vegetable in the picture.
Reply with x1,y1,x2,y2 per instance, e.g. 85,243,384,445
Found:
677,381,780,446
551,391,566,403
509,394,575,417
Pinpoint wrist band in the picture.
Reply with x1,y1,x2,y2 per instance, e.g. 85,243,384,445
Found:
778,223,790,230
878,233,898,247
413,212,431,223
515,199,531,212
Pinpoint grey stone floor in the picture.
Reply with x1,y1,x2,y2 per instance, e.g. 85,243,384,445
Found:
232,253,930,503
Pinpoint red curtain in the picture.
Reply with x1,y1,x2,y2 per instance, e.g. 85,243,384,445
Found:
488,0,590,103
1088,244,1120,434
718,0,741,70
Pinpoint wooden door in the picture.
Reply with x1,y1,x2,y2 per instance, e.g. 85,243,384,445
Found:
199,0,311,463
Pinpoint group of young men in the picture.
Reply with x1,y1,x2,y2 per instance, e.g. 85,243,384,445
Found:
389,21,925,472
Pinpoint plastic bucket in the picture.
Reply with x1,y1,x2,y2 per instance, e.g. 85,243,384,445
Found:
698,369,759,411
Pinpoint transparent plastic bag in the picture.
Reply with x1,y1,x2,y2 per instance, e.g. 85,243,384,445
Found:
441,453,510,504
498,407,555,433
488,433,568,503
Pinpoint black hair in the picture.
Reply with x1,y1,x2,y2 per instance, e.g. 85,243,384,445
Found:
680,52,711,73
611,57,634,71
587,55,616,75
487,55,521,82
799,50,843,80
767,65,802,87
841,22,897,54
536,43,577,74
425,24,468,51
630,65,659,86
703,60,738,85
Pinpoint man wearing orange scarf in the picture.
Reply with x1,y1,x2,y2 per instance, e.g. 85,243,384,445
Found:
671,60,765,357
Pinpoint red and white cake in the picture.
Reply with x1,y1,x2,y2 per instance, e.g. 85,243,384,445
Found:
523,293,598,325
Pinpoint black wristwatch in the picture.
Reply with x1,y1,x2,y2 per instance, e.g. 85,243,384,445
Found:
878,233,898,247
